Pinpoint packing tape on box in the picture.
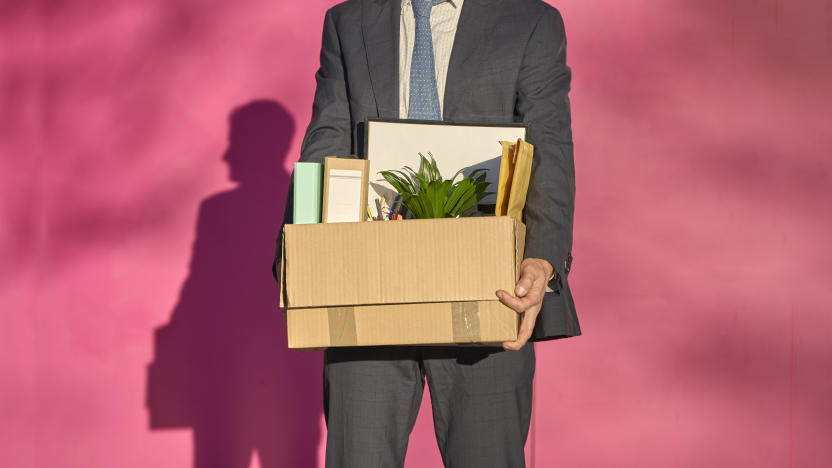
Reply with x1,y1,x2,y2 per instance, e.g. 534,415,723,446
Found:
324,303,481,346
451,302,481,342
327,307,358,346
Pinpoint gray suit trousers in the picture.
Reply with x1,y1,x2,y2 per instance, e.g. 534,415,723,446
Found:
323,344,535,468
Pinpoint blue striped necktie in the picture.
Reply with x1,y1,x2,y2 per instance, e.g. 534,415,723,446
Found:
408,0,443,121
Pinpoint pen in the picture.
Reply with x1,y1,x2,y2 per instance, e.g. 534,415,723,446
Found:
380,195,390,219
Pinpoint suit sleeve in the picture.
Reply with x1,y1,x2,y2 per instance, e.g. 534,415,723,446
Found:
299,8,353,163
515,6,575,292
273,9,353,280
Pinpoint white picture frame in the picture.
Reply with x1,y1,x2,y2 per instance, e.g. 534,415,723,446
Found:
364,119,528,214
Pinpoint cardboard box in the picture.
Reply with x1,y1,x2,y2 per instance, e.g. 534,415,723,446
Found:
280,216,525,348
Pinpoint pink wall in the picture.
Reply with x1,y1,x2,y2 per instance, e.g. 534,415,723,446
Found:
1,1,830,467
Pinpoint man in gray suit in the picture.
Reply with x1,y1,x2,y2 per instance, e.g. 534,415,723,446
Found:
275,0,580,466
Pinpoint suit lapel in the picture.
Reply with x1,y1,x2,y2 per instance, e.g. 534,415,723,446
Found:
363,0,400,118
445,0,499,117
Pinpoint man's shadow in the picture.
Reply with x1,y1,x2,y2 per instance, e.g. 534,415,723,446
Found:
147,100,321,468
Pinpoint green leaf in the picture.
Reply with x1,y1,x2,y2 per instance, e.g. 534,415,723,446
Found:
447,180,476,216
380,153,491,219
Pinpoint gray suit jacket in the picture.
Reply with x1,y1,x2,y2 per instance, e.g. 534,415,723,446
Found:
275,0,580,341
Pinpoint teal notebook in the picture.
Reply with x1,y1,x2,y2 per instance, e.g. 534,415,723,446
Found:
293,162,322,224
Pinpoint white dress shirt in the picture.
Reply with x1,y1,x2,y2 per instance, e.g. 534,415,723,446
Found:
399,0,464,119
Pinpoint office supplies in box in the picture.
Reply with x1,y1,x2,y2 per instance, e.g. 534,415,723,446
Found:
280,216,525,348
364,119,527,213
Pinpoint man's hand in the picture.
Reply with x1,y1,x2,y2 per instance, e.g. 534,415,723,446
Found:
497,258,554,351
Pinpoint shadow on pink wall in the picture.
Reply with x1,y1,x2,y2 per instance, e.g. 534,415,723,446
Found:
145,100,322,467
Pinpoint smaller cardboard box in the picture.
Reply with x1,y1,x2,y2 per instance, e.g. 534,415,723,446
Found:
280,216,525,348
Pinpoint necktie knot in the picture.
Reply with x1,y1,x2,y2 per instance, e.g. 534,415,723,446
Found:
412,0,433,18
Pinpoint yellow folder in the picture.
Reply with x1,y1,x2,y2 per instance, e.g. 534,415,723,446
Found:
495,139,534,221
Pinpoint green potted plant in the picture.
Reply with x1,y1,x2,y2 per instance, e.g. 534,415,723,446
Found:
379,153,492,219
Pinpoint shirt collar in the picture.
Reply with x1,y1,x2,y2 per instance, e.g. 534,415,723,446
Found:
403,0,460,8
